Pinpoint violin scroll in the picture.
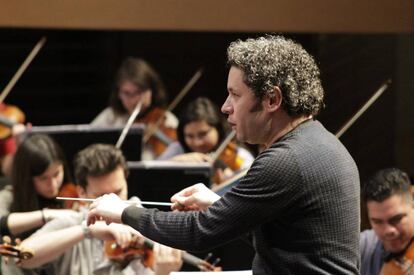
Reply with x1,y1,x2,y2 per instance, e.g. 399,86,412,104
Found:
0,236,34,261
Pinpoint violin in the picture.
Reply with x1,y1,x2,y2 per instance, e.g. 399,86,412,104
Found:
211,142,245,185
215,142,243,171
380,240,414,275
138,107,177,157
0,103,25,140
104,236,220,271
0,236,34,261
139,68,203,157
104,236,153,268
57,183,80,209
209,130,244,184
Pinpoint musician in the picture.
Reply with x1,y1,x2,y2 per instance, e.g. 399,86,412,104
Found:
157,97,254,183
360,168,414,275
91,57,178,160
0,134,76,240
87,35,360,274
20,144,182,275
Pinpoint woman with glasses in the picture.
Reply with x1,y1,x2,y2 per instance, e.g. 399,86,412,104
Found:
91,57,178,160
158,97,254,184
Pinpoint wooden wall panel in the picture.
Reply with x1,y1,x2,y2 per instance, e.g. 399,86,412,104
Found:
0,0,413,33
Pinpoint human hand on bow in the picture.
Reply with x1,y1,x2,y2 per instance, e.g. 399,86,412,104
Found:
171,183,220,211
87,193,129,226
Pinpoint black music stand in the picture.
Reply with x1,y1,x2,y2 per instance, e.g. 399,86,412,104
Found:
126,160,211,206
27,124,144,167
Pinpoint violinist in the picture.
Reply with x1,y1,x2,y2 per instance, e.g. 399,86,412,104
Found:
0,134,76,238
157,97,254,184
360,168,414,275
0,134,77,275
91,57,178,160
20,144,183,275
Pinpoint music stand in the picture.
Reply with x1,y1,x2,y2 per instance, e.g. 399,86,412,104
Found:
127,160,212,206
27,124,144,167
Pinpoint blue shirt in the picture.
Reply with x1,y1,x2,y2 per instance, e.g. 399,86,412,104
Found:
360,229,386,275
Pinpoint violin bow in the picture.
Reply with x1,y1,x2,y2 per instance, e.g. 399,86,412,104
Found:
115,101,142,149
209,130,236,164
143,68,204,143
0,37,47,104
335,79,391,138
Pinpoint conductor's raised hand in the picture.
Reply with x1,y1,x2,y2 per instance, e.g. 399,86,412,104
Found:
87,193,129,226
170,183,220,211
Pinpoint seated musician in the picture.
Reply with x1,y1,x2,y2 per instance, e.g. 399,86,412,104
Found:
0,134,76,240
360,167,414,275
157,97,254,184
0,134,77,275
20,144,183,275
91,57,178,160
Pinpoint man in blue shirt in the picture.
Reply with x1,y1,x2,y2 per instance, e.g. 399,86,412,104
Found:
360,168,414,274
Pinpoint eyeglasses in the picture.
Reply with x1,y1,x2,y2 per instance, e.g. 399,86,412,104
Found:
119,89,149,99
184,128,214,141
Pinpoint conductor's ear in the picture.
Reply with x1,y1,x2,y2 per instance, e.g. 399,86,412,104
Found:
264,86,282,112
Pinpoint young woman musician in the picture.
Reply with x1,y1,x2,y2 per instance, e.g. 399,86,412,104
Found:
158,97,254,184
91,57,178,159
0,134,77,240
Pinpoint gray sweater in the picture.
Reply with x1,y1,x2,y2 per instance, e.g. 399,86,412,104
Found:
122,120,361,274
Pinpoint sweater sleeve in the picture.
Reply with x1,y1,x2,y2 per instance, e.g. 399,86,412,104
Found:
121,147,302,252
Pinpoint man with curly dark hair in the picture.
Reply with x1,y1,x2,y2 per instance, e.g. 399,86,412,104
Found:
88,35,360,274
360,168,414,275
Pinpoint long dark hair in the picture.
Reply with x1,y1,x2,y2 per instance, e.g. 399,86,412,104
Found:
177,97,229,153
109,57,168,115
10,134,71,212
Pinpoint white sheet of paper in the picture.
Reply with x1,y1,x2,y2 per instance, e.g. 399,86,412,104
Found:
170,271,252,275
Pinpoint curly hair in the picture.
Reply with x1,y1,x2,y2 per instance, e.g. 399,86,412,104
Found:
362,168,412,203
74,144,128,189
227,35,324,116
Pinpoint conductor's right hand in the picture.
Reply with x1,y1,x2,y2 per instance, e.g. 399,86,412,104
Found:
170,183,220,212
